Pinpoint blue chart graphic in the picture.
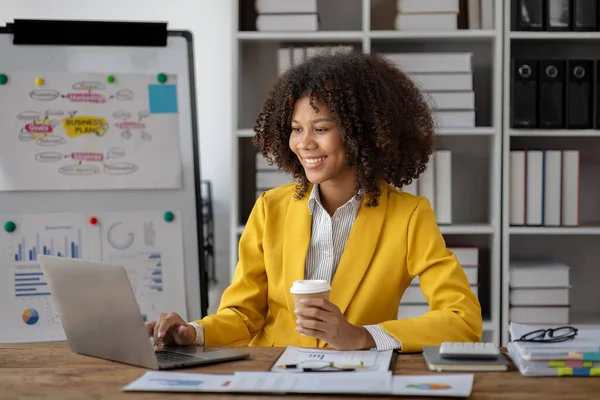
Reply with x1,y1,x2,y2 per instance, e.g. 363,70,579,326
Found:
22,308,40,325
307,353,326,360
14,271,50,297
146,252,163,292
14,229,82,261
149,378,204,387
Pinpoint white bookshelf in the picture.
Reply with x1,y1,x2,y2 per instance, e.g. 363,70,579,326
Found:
231,0,503,345
501,0,600,345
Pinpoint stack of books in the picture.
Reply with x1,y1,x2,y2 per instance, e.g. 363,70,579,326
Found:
398,246,479,319
394,0,493,31
507,322,600,377
509,150,579,227
384,52,476,129
395,0,460,31
255,0,319,32
509,260,571,325
402,150,453,224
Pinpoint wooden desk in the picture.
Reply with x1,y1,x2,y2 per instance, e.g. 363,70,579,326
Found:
0,342,597,399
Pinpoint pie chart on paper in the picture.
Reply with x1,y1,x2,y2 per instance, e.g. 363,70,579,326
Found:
22,308,39,325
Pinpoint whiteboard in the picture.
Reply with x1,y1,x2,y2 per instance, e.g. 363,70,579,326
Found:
0,27,206,342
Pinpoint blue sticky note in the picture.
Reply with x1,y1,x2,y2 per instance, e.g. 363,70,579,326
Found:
148,84,178,114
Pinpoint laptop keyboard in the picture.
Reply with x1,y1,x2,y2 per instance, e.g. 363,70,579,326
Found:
156,351,201,363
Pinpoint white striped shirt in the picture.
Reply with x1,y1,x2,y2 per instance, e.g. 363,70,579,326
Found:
306,184,402,351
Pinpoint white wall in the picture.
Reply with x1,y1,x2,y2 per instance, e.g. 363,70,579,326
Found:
0,0,235,301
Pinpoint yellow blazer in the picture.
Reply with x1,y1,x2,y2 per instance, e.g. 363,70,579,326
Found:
198,182,482,352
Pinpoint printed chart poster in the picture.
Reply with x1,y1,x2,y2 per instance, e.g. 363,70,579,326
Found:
99,212,187,323
0,214,91,343
0,72,183,191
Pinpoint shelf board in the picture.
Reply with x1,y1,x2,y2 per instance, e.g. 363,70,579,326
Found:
510,31,600,40
236,31,364,42
371,29,497,40
237,127,496,138
237,129,254,138
438,127,496,136
238,223,493,235
440,224,494,234
509,129,600,137
509,226,600,235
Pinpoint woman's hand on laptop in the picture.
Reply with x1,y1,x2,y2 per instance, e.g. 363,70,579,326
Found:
146,312,197,351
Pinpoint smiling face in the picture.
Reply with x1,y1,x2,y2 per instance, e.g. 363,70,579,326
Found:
289,95,356,187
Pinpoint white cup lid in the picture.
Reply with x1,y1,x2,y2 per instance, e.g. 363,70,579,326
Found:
290,280,331,294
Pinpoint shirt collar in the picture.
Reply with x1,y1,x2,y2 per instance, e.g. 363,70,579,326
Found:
307,184,363,215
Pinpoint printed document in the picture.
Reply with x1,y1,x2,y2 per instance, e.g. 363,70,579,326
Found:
123,370,475,397
270,345,394,372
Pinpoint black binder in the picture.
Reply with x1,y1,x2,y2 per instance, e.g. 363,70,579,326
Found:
546,0,571,31
572,0,598,31
518,0,545,30
538,60,565,129
596,61,600,129
566,60,594,129
512,59,538,128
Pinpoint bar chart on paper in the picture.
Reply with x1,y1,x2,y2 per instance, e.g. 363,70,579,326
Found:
13,228,83,261
0,214,89,342
8,215,89,296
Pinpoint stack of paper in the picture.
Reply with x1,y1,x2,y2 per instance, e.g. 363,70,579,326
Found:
123,370,475,397
383,52,476,129
507,322,600,377
255,0,319,31
270,346,393,373
395,0,460,31
509,261,571,325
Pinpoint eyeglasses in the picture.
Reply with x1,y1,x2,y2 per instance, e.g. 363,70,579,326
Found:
513,326,578,343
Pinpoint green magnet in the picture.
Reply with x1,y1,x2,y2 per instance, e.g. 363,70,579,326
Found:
0,74,7,85
157,73,168,83
4,221,16,233
107,75,115,83
163,211,175,222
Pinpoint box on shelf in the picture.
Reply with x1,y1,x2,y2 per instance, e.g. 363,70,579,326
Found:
509,260,571,325
394,0,493,30
254,0,319,32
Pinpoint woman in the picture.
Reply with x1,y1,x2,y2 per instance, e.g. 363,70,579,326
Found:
148,51,482,353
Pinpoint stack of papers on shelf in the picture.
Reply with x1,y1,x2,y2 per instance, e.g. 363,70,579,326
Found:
255,0,319,31
123,370,475,397
507,322,600,377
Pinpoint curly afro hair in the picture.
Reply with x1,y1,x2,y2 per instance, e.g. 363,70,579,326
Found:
253,50,436,207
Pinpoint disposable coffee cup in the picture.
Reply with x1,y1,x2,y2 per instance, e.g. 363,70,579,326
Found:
290,280,331,310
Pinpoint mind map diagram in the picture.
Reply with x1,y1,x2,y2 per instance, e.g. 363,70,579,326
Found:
19,81,152,177
0,72,183,191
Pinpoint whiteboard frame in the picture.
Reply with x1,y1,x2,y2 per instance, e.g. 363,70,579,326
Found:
0,25,208,321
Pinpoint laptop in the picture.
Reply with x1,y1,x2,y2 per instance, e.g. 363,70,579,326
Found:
37,254,249,370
